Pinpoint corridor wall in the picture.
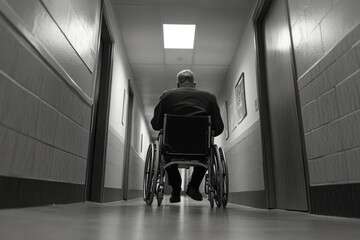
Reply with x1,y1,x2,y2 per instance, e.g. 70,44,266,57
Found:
0,0,100,207
216,4,266,208
0,0,151,207
288,0,360,217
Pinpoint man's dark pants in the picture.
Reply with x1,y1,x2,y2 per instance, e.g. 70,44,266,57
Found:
165,164,207,191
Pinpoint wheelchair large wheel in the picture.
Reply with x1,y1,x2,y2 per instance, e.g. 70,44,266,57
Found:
143,141,160,205
143,143,154,201
207,153,215,208
156,160,165,207
214,145,224,207
208,149,220,208
219,147,229,207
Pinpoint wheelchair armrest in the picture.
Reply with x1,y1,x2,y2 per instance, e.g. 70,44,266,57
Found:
157,129,164,139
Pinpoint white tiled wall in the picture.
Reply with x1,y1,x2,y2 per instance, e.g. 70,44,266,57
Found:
4,0,100,98
225,121,264,192
0,0,97,185
104,127,125,189
0,0,151,202
289,0,360,186
289,0,360,78
128,147,145,192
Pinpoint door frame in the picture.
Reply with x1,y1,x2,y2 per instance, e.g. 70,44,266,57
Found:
122,80,134,200
253,0,310,210
85,4,114,203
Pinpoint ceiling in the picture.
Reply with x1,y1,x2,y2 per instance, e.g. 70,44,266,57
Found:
111,0,254,138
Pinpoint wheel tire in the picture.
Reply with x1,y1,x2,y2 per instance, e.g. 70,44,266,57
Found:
145,141,160,206
219,147,229,207
214,145,223,207
143,143,154,203
157,187,163,207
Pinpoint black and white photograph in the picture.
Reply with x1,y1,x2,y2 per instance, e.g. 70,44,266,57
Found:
1,0,360,239
235,72,247,124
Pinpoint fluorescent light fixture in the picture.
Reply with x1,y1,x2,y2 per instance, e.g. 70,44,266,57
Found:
163,24,196,49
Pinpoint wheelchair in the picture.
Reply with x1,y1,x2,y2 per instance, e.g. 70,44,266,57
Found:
143,114,229,208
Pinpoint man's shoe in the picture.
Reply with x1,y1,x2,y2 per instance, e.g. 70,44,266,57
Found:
170,190,181,203
186,185,203,201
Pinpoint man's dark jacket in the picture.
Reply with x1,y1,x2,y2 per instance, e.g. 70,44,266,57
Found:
151,87,224,136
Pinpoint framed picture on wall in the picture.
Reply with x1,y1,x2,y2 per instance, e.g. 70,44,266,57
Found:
229,100,237,132
221,101,230,140
225,101,230,139
235,72,247,124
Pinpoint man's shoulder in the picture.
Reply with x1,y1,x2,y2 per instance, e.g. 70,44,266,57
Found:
190,88,216,99
163,87,216,100
177,87,214,95
160,88,176,98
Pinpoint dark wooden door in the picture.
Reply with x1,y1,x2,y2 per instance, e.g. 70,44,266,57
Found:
86,15,113,202
263,0,308,211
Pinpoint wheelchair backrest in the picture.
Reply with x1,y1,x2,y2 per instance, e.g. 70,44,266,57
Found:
162,114,211,156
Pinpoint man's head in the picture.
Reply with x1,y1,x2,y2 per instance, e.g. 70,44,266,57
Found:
177,69,196,88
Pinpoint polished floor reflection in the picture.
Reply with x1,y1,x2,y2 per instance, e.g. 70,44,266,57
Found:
0,197,360,240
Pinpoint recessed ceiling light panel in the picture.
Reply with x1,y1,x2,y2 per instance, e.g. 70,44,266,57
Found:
163,24,196,49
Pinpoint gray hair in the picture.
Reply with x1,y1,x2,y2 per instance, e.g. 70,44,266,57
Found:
176,69,195,85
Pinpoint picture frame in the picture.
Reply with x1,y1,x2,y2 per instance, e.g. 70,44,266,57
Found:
224,101,230,140
221,101,230,140
234,72,247,124
229,100,237,132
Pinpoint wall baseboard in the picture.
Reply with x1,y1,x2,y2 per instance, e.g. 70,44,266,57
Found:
310,183,360,218
103,188,142,202
228,190,266,208
0,176,85,209
103,187,123,202
127,189,143,200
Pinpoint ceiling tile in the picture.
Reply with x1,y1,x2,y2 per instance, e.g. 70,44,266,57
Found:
194,7,247,65
161,6,197,24
131,64,166,89
112,5,164,64
199,0,253,8
162,0,200,6
192,65,229,95
164,50,193,65
111,0,162,5
131,63,169,110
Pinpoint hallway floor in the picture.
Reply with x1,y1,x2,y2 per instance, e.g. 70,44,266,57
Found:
0,197,360,240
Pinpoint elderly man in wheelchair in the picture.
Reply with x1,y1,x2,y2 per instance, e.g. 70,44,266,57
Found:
143,69,229,208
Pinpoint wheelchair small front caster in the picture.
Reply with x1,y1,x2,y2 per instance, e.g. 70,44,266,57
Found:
209,191,214,208
157,186,164,206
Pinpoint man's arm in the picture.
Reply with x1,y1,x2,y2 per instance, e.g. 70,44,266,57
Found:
151,94,165,131
211,96,224,137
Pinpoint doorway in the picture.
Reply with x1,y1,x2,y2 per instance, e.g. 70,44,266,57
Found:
85,13,113,202
122,81,134,200
254,0,309,211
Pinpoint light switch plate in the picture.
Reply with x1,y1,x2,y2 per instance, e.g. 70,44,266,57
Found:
255,98,259,111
